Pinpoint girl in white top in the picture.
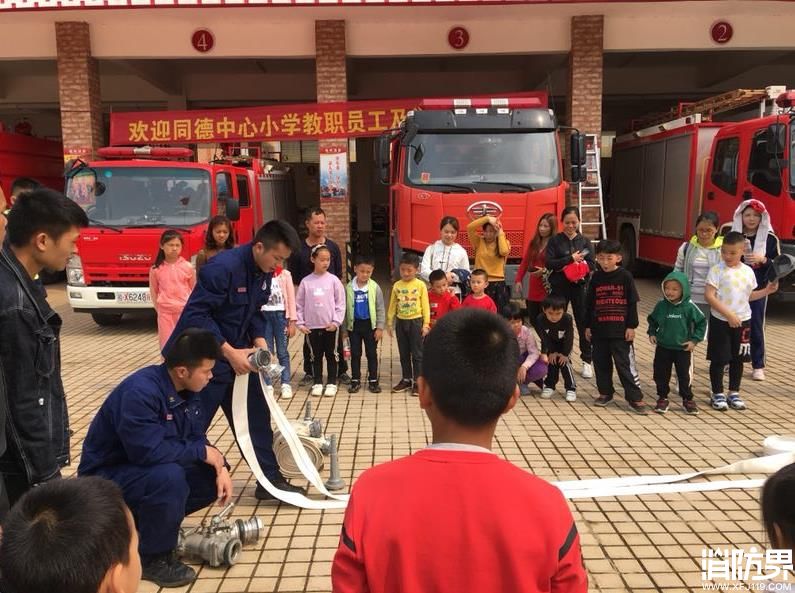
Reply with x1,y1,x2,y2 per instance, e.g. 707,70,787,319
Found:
674,211,723,320
420,216,470,297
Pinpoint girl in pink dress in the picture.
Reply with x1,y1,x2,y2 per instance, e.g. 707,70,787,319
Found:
149,230,196,349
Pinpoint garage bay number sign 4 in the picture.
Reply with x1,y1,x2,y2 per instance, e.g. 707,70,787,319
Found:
64,146,292,326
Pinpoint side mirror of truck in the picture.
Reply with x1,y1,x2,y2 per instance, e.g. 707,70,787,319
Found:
375,135,392,185
765,124,786,155
569,133,588,183
220,194,240,221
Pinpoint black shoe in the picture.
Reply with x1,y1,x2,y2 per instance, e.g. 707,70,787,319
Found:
654,398,669,414
368,381,382,394
392,379,412,393
338,372,351,385
683,399,700,415
348,380,361,394
298,373,313,387
594,394,614,407
142,552,196,588
628,401,649,415
255,477,307,501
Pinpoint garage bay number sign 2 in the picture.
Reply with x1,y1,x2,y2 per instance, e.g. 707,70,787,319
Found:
110,99,418,145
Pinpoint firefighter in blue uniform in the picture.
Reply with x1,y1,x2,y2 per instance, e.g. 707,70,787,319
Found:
79,328,232,588
164,219,305,501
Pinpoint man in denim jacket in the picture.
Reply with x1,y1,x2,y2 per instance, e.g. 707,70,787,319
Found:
0,189,87,507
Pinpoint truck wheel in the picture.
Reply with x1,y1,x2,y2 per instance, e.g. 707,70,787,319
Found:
91,313,123,326
619,226,637,273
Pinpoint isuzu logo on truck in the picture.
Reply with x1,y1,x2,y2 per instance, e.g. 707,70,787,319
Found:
119,254,151,262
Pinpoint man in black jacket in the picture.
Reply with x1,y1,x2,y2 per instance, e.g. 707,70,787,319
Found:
0,187,8,518
0,189,88,506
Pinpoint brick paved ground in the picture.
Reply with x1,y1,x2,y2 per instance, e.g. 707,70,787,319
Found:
55,278,795,593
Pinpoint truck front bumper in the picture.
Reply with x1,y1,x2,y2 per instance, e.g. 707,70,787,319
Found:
67,285,153,312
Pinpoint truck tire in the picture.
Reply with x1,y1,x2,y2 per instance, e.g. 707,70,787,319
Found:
619,226,637,273
91,313,123,326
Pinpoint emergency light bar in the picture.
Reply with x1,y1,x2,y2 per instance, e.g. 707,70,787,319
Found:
96,146,194,159
419,97,543,110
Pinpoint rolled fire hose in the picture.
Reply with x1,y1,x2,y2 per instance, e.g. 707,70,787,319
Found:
232,371,795,506
272,430,325,481
232,371,349,509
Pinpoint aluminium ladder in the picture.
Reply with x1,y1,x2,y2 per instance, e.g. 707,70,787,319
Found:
577,133,607,244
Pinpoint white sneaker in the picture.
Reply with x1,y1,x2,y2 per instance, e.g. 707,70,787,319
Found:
540,388,555,399
752,368,765,381
323,384,338,397
281,384,293,399
565,390,577,402
581,363,593,379
310,384,324,397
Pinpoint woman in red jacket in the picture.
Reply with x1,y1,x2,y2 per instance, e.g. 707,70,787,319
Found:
515,213,556,332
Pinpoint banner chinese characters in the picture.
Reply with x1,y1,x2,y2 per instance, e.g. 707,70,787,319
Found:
110,99,419,145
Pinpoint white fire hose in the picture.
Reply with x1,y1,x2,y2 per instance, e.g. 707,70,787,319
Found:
232,371,795,507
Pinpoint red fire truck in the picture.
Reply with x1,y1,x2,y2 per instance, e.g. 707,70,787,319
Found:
609,86,795,300
375,96,584,278
0,131,64,197
64,147,295,325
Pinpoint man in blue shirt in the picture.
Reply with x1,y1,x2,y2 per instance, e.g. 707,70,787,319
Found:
165,220,305,501
79,328,231,588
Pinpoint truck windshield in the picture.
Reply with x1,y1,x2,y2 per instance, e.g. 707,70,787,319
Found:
66,166,212,227
406,132,559,189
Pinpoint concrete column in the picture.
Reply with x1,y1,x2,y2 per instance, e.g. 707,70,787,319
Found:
567,15,604,234
56,22,104,161
315,19,350,278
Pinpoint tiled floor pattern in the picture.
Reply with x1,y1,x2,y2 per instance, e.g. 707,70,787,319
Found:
54,280,795,593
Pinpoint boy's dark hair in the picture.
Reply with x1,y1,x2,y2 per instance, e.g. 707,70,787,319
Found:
439,216,459,231
541,294,567,311
422,309,518,426
305,206,326,221
354,254,375,267
10,177,41,196
429,269,447,284
595,239,622,254
400,251,420,268
723,230,746,246
502,303,523,321
7,188,89,247
164,328,221,369
254,219,301,252
205,215,235,250
0,476,132,593
470,268,488,280
153,229,184,268
761,462,795,550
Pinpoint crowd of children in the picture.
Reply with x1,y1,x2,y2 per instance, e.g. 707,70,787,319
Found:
148,203,783,416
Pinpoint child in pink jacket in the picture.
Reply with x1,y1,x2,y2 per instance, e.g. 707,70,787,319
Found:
150,230,195,349
261,266,297,399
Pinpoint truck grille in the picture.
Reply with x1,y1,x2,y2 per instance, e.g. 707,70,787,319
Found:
458,231,524,260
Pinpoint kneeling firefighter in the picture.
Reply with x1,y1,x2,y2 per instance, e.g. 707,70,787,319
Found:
79,328,233,588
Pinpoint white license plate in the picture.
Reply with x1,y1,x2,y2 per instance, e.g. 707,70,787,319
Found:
116,292,151,304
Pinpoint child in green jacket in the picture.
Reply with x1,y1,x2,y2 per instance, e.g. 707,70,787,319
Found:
647,271,707,415
343,255,386,394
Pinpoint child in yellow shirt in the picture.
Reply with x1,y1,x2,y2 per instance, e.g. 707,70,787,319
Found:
387,251,430,396
467,215,511,314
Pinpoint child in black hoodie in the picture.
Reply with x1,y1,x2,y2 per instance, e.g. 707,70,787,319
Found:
584,240,647,414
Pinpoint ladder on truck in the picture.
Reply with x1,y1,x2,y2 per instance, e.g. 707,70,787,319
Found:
577,133,607,244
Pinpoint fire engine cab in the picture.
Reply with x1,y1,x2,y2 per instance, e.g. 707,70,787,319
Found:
375,96,585,278
64,146,294,325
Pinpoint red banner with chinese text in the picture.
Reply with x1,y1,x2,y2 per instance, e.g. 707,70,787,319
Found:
110,99,423,146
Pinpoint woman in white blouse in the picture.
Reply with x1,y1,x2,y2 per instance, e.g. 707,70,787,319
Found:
420,216,471,296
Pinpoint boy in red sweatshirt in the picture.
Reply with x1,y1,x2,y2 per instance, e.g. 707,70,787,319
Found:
332,308,587,593
428,269,461,327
